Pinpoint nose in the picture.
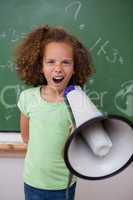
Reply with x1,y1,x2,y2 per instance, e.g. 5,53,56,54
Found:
54,63,63,73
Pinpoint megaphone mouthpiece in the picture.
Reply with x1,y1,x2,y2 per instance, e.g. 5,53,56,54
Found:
81,122,112,157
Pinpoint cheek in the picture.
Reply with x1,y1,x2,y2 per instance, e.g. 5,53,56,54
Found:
41,68,49,81
65,69,74,81
42,66,49,75
68,67,75,77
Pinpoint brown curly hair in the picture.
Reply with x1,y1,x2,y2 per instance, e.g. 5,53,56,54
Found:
15,25,94,87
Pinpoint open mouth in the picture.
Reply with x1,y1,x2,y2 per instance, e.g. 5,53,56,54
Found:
52,76,64,84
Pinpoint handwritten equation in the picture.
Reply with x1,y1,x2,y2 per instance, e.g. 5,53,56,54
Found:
65,1,124,65
0,60,16,72
0,28,26,42
90,37,124,65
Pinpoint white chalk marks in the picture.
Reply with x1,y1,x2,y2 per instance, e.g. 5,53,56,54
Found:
0,60,15,72
65,2,123,64
90,37,124,64
0,28,26,42
0,84,21,109
84,82,109,109
115,80,133,117
84,79,133,117
0,1,131,127
0,84,24,121
65,1,85,30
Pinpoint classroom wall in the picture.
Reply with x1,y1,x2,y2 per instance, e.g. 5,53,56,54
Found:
0,156,133,200
0,157,24,200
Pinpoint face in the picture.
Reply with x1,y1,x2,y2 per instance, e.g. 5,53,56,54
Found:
42,42,74,92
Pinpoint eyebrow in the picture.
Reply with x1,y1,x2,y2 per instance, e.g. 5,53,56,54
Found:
45,58,73,62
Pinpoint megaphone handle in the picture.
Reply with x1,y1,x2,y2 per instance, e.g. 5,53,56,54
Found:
65,173,74,200
64,96,76,127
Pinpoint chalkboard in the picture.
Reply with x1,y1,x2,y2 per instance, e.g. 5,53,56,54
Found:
0,0,133,131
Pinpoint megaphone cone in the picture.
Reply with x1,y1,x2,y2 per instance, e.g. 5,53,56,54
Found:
64,86,133,180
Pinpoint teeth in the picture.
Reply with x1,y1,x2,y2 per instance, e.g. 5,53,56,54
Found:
53,76,64,80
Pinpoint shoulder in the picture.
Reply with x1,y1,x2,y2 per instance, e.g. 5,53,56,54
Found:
18,86,40,104
17,86,41,114
20,86,40,97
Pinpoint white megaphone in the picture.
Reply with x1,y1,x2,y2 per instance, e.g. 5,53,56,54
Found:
64,85,133,180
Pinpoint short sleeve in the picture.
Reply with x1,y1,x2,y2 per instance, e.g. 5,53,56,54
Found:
17,91,29,117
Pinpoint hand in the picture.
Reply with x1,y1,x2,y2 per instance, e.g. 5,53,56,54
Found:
69,123,75,134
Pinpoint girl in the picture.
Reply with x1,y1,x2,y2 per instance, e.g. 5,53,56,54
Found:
16,25,93,200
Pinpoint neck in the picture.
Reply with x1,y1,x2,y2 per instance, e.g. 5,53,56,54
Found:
45,85,64,96
41,85,64,103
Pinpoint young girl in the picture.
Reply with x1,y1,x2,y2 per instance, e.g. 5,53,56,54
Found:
16,25,93,200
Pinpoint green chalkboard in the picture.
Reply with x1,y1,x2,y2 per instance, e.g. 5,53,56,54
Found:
0,0,133,131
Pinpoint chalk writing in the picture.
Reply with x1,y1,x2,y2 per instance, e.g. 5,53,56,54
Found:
0,28,26,42
65,1,85,30
0,60,15,72
114,80,133,117
0,31,6,39
83,83,108,109
84,79,133,118
90,37,124,64
0,84,27,123
0,84,22,109
4,108,14,121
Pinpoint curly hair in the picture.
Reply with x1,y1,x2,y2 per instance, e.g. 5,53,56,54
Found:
15,25,94,87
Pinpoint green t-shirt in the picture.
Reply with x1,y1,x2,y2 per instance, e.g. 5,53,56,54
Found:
17,86,76,189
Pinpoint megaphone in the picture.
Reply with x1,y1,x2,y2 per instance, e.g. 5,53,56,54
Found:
64,85,133,180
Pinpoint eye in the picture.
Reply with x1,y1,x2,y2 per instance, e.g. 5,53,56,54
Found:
62,60,73,66
45,59,55,66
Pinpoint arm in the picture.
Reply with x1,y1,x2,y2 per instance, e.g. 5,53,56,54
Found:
20,112,29,144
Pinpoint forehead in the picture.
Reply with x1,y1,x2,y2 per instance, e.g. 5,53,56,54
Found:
43,42,73,58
